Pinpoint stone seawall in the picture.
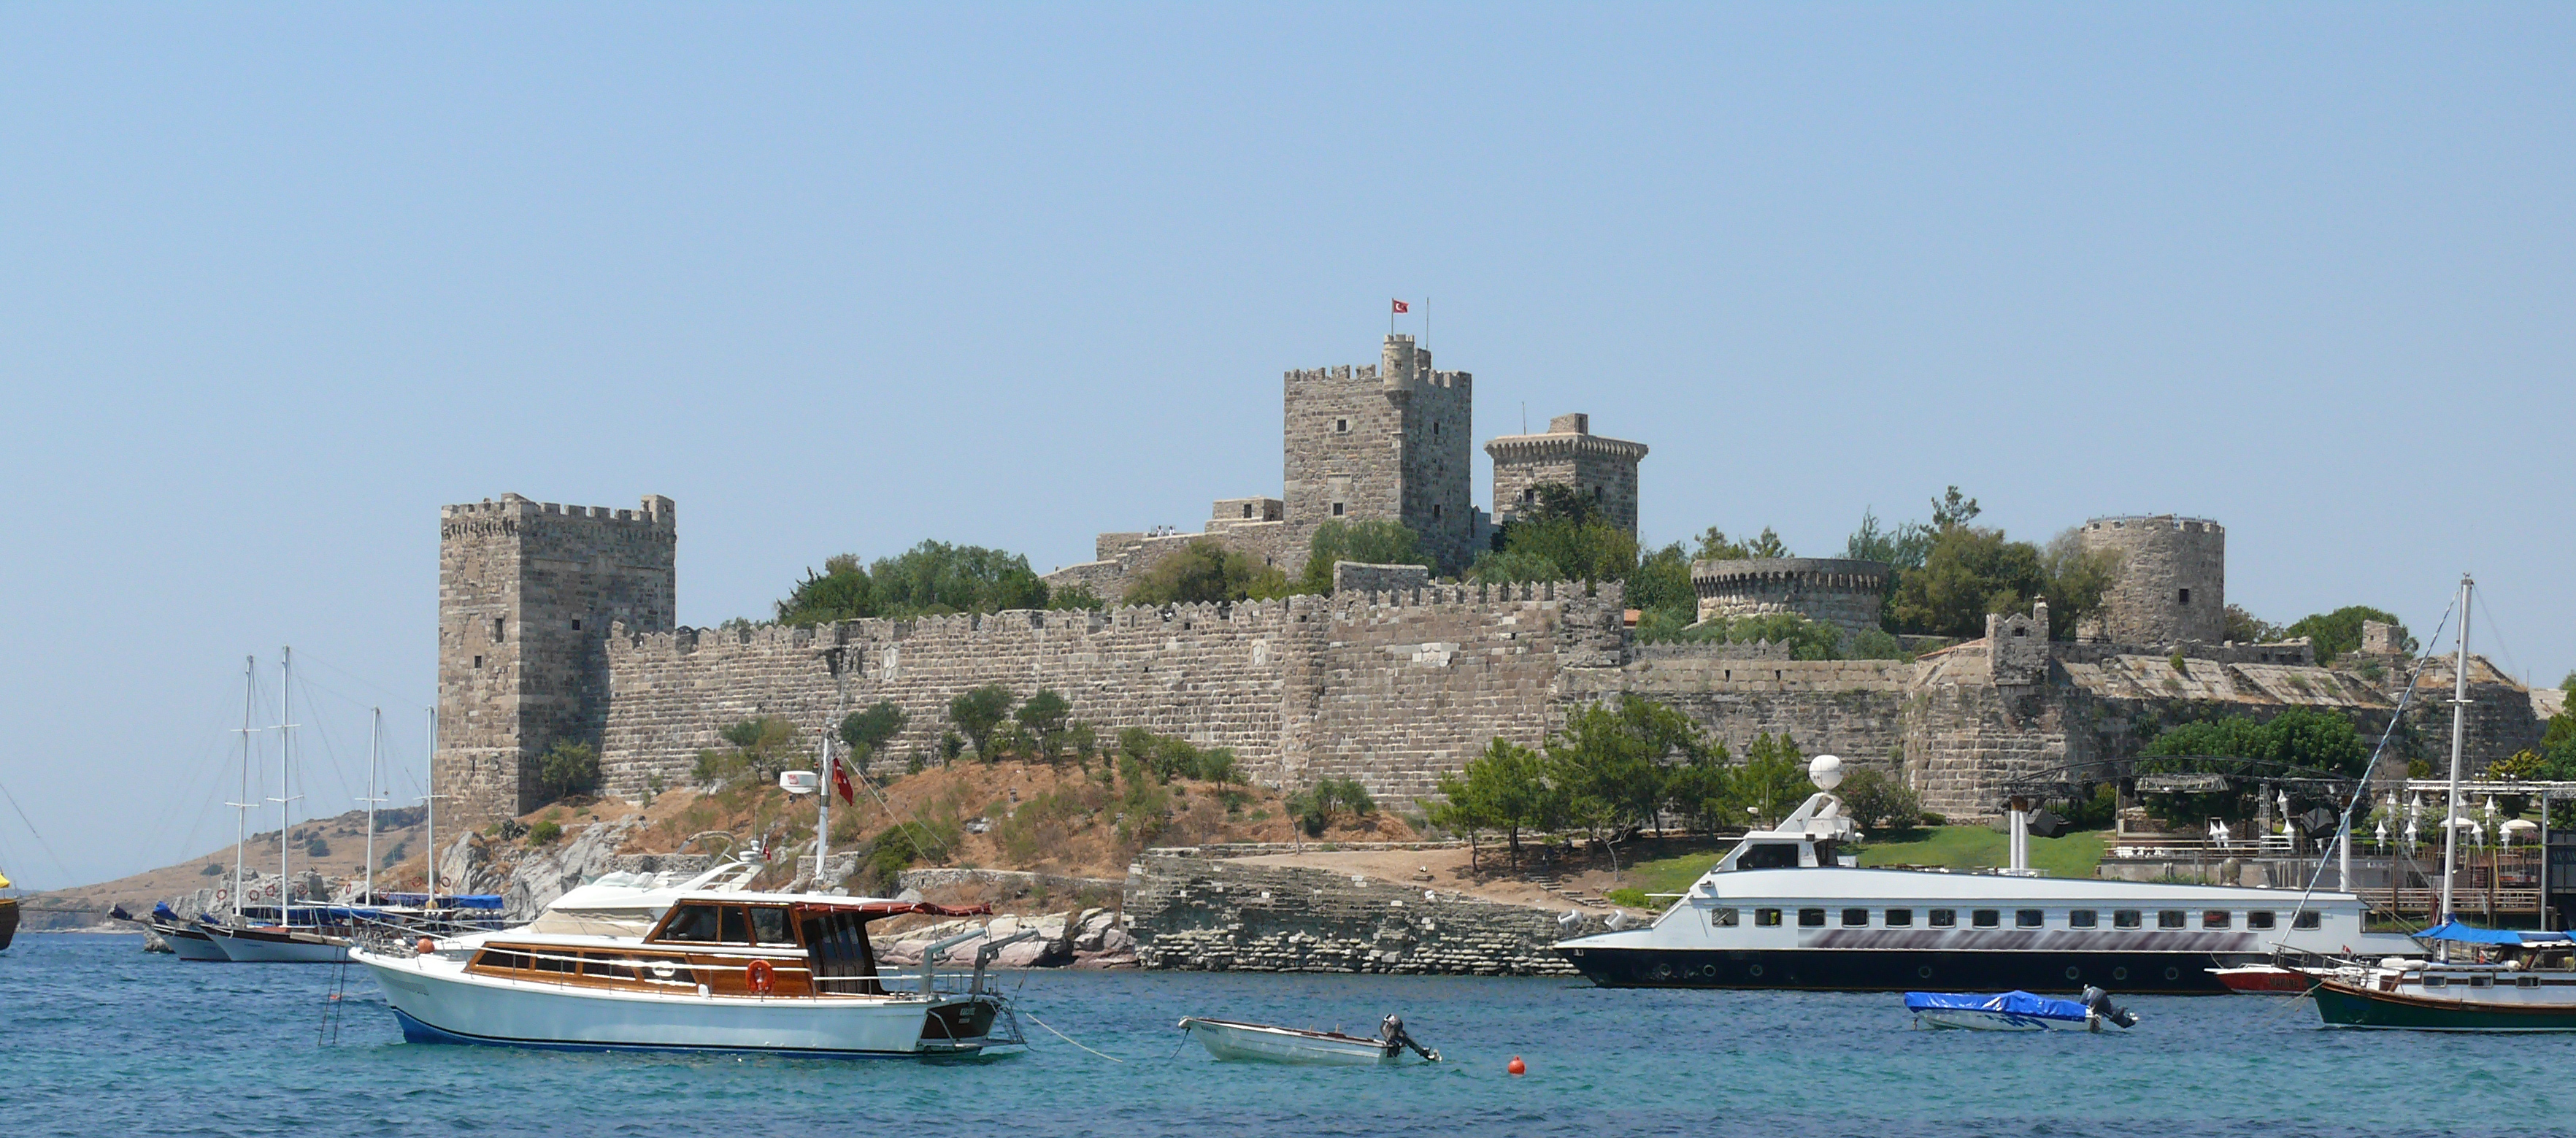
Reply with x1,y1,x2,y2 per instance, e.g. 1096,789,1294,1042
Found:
1125,852,1609,975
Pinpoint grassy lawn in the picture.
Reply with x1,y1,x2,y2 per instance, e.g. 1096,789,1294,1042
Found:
1620,826,2110,901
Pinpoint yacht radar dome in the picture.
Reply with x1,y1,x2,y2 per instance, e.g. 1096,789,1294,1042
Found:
1808,755,1844,791
779,770,820,795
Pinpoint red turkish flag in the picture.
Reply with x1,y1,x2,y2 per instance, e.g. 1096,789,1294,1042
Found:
1391,299,1410,313
831,752,856,804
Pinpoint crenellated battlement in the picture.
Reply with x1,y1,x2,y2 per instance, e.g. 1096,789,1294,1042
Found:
441,493,675,538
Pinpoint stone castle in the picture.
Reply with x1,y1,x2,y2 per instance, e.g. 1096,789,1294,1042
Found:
432,337,2561,827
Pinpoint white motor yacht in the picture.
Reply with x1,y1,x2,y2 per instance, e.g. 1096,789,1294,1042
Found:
351,861,1020,1057
1556,756,2418,993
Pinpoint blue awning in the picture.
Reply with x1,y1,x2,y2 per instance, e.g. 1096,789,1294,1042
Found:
2416,920,2565,945
1904,991,2088,1020
382,892,504,910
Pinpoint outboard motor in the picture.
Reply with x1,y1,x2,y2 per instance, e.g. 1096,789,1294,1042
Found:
2080,985,2139,1029
1380,1014,1440,1061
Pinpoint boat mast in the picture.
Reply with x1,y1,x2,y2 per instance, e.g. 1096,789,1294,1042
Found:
424,707,437,907
230,655,256,922
2439,574,2472,940
273,647,301,923
362,707,383,902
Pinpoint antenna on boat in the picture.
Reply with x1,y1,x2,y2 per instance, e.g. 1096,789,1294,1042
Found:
2438,574,2473,958
423,707,439,908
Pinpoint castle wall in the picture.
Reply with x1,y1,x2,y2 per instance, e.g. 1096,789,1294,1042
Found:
1691,558,1890,643
1569,654,1915,774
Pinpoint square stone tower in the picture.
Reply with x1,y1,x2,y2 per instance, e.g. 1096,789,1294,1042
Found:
437,493,676,822
1485,412,1649,535
1280,334,1477,573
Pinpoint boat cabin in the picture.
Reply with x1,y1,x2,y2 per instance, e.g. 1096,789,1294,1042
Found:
1710,791,1861,872
461,897,981,1000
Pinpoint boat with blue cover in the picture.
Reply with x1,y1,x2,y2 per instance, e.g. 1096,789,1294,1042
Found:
1906,988,2138,1032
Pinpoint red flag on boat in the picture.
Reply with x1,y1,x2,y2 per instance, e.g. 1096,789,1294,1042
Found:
831,752,856,804
1391,299,1410,313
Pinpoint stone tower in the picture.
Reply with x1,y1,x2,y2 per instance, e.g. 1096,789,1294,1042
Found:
438,493,676,822
1280,334,1477,573
2079,515,2223,645
1485,412,1649,536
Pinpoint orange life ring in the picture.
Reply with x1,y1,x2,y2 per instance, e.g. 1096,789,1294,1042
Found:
746,958,775,995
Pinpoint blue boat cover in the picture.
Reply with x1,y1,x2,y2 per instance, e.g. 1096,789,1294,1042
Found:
2416,920,2570,945
1904,991,2088,1020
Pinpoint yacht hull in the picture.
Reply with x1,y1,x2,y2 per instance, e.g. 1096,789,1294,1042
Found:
1558,945,2236,993
2313,980,2576,1031
358,950,1004,1057
0,899,17,951
204,926,351,963
153,922,233,961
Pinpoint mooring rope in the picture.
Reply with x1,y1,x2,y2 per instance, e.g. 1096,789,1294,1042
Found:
1023,1012,1123,1063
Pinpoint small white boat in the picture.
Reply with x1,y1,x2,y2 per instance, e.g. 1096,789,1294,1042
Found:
1905,988,2138,1032
1177,1015,1439,1065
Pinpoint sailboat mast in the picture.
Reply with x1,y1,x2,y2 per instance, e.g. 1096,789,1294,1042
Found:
232,655,255,921
2439,574,2472,932
364,707,381,901
425,707,437,907
277,647,296,921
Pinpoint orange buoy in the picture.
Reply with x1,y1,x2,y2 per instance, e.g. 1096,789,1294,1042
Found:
415,937,436,955
747,958,776,995
1507,1056,1526,1076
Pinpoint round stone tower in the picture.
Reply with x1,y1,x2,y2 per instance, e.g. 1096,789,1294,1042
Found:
2078,515,2224,645
1692,557,1891,643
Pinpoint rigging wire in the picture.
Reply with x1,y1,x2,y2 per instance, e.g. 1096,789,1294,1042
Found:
2283,593,2458,933
0,776,75,886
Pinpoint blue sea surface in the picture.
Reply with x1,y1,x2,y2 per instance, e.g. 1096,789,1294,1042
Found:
0,934,2546,1137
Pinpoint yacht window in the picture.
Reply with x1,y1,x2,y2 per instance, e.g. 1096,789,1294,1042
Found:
2293,912,2322,930
2247,912,2275,930
2158,910,2187,929
2423,975,2448,988
1972,910,2001,929
2519,975,2542,988
1798,908,1827,927
581,956,633,979
1885,909,1915,927
1739,844,1801,869
2113,910,2142,929
661,904,723,942
720,905,752,945
474,947,531,971
2016,910,2045,929
1842,908,1869,927
2469,974,2494,988
1710,908,1739,928
2203,912,2232,930
1929,909,1956,928
1810,839,1839,866
1755,909,1783,927
535,950,577,974
2069,910,2098,929
751,906,793,945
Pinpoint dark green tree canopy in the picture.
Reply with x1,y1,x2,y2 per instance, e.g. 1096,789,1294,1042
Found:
838,701,909,761
1473,482,1639,585
2283,606,2414,662
1122,539,1291,606
777,542,1051,625
1299,519,1432,591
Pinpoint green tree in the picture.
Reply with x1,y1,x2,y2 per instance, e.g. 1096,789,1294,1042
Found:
775,554,876,626
1548,696,1709,866
947,685,1017,762
1626,543,1698,641
1845,508,1934,569
1299,519,1433,591
1693,526,1790,562
1014,688,1073,764
2038,528,2121,637
1732,732,1816,828
837,701,909,766
2224,604,2283,643
1047,585,1106,611
1670,612,1844,660
869,540,1050,615
1122,539,1291,605
2283,606,2414,662
695,716,801,783
1428,737,1562,867
1473,483,1639,584
2139,707,2369,823
535,739,601,802
1888,525,2048,638
1834,766,1921,832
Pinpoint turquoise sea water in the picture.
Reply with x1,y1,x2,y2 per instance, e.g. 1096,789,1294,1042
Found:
1,933,2561,1137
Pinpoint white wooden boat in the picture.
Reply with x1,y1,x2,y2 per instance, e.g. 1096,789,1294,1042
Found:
350,862,1020,1057
1905,988,2137,1032
1177,1015,1438,1064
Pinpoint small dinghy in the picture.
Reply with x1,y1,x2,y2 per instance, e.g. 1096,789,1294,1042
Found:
1906,987,2139,1032
1177,1014,1439,1065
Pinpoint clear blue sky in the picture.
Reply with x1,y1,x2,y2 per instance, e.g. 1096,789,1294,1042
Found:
3,5,2568,888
